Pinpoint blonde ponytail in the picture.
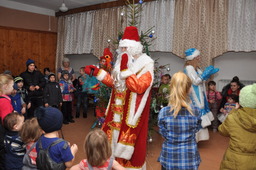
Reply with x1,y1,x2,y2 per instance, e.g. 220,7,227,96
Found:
168,72,193,118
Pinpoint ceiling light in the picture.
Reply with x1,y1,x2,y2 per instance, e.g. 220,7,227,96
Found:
59,0,68,12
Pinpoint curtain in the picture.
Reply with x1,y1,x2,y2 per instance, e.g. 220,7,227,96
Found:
172,0,228,67
92,7,127,58
139,0,175,52
55,17,65,74
63,11,94,54
228,0,256,51
56,0,256,67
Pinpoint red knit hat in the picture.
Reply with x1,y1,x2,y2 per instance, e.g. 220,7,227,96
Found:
122,26,140,41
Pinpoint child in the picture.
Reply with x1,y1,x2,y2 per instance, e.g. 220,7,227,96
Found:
0,74,14,169
20,117,42,169
59,70,75,124
218,83,256,169
9,83,26,114
218,94,239,123
44,73,63,108
43,67,51,83
14,76,31,112
70,129,125,170
35,107,78,169
158,72,201,170
3,112,25,170
75,67,88,118
207,81,222,132
158,74,171,107
0,74,14,120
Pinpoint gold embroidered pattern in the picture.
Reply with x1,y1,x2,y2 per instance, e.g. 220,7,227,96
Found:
112,104,124,115
119,128,137,146
106,129,112,142
108,121,121,131
115,90,126,103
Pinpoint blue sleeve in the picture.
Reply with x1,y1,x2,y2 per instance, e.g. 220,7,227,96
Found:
59,142,74,163
158,107,168,138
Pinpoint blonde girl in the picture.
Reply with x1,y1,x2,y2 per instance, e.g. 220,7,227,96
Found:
158,72,201,170
0,74,14,121
70,129,125,170
0,74,14,170
20,117,42,169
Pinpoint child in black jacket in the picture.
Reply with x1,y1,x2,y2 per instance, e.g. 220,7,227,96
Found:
44,73,62,108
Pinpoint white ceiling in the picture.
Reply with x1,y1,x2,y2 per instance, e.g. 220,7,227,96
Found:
8,0,117,11
0,0,117,16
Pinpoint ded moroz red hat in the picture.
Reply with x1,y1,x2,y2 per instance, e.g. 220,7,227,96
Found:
119,26,143,54
121,26,140,42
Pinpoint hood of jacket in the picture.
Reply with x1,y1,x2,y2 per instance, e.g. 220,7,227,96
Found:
234,107,256,132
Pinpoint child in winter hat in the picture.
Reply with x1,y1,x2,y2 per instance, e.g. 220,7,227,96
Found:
218,83,256,170
35,107,63,133
35,107,78,169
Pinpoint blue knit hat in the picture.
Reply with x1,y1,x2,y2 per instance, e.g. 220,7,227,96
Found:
26,59,35,67
35,107,63,133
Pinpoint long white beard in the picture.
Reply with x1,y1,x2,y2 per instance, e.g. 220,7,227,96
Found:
111,52,133,92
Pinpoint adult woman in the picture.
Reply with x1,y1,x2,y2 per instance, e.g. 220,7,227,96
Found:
184,48,219,142
57,58,76,82
219,76,244,111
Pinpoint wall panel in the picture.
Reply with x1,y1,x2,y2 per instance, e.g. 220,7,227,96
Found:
0,26,57,76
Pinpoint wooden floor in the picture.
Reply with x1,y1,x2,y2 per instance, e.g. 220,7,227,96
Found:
61,108,229,170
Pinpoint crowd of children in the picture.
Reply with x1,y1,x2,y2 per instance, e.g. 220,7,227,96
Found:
0,36,254,170
0,71,119,169
0,55,111,169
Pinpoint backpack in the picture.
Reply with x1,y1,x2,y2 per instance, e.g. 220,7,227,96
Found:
22,142,38,170
36,138,67,170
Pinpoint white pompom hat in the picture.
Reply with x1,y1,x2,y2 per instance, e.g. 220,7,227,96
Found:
185,48,200,61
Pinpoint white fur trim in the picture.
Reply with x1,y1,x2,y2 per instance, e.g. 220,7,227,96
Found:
196,128,209,142
119,39,140,48
207,111,214,121
114,143,134,160
185,49,200,61
120,69,133,79
201,114,211,128
96,69,107,81
126,55,154,126
113,114,121,122
111,129,119,156
190,83,204,109
105,91,112,116
115,98,123,105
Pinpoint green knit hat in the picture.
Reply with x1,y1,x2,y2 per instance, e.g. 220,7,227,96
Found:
239,83,256,109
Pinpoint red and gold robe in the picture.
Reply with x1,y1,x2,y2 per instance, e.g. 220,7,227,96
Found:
95,53,154,170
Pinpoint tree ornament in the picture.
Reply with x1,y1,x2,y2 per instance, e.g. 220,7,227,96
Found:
148,136,153,142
